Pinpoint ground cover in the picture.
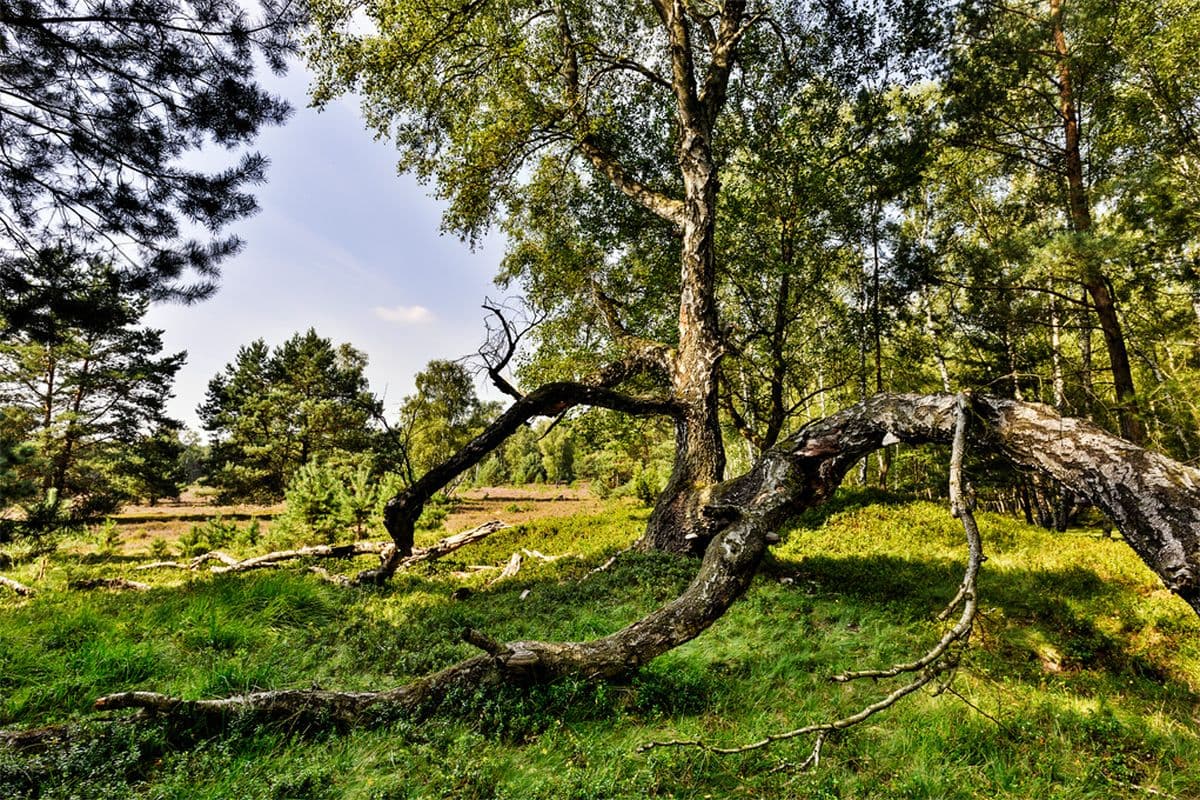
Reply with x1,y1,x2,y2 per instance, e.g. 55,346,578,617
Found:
1,490,1198,798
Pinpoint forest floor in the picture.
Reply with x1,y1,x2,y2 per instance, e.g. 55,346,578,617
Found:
2,490,1200,798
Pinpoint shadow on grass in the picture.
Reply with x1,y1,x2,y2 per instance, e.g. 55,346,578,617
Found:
774,551,1188,695
787,488,927,531
8,539,1195,752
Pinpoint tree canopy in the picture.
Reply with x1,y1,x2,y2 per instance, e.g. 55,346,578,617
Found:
0,249,184,531
199,329,380,501
0,0,301,307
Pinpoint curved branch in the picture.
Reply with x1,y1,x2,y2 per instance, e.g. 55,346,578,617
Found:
370,380,682,583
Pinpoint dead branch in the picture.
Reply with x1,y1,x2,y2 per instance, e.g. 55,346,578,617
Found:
137,546,380,573
478,298,546,400
68,578,150,592
133,522,508,583
584,546,631,578
307,567,353,587
835,394,983,682
0,574,34,596
211,542,390,574
521,548,567,562
137,550,241,571
489,552,523,584
390,520,510,569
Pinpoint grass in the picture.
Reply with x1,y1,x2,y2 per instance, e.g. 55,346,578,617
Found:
2,490,1199,798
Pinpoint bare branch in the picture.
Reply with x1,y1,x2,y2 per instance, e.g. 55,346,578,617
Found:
477,297,545,400
136,522,509,583
0,575,34,596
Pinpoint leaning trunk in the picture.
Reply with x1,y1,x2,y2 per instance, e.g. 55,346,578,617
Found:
91,393,1200,730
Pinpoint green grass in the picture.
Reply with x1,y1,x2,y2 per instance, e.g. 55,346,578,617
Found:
2,492,1200,798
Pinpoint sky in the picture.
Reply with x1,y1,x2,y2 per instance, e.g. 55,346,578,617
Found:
144,65,508,431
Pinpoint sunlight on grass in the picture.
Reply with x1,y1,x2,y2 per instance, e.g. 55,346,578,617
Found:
2,492,1199,798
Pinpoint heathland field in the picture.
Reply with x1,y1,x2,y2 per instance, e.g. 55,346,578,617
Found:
2,489,1200,799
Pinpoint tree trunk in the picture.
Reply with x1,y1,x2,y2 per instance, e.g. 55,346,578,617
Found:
637,7,727,554
1049,290,1066,409
1079,288,1094,407
765,265,791,450
1050,0,1143,443
53,355,90,496
1018,480,1034,525
39,347,55,493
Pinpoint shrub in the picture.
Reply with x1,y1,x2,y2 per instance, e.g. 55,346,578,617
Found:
149,537,171,559
239,517,261,548
94,518,121,555
177,525,207,557
281,461,345,543
415,492,457,531
341,463,377,538
0,488,76,554
278,459,407,544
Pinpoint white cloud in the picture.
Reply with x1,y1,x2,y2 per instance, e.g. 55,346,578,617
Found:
374,304,434,324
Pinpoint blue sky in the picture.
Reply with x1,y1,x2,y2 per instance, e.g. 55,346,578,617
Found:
145,66,508,431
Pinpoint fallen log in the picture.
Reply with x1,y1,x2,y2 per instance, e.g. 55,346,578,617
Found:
134,521,509,581
138,551,240,570
0,575,34,596
211,541,390,574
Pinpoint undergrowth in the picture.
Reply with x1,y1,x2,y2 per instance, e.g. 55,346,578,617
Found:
1,492,1199,798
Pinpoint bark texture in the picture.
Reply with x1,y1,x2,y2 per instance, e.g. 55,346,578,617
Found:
88,394,1200,728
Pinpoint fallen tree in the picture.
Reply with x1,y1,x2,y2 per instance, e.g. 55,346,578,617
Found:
134,521,508,581
91,393,1200,734
0,574,34,596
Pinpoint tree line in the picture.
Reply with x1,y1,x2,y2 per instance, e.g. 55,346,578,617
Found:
0,270,677,545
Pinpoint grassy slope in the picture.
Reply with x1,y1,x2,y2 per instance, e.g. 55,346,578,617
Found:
1,492,1199,799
